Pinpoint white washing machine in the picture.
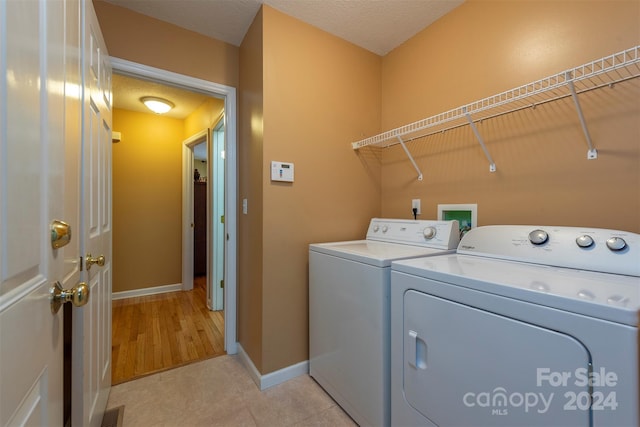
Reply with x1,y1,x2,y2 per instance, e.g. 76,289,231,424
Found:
390,225,639,427
309,218,460,427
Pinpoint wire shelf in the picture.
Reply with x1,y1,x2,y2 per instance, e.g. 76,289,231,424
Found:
352,46,640,150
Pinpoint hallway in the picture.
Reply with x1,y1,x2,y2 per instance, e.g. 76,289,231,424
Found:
111,277,225,384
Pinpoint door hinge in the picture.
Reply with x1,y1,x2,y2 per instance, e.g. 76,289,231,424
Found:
220,279,224,289
220,215,225,224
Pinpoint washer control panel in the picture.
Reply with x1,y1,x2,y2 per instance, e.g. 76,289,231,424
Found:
366,218,460,250
458,225,640,276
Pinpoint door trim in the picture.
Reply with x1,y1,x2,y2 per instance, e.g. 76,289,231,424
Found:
109,57,238,354
182,130,208,293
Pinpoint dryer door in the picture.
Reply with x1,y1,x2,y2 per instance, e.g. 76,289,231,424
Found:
403,290,591,427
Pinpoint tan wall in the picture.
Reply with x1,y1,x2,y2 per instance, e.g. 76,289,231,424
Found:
184,98,225,137
238,8,265,372
93,0,239,88
112,97,224,293
101,0,639,375
112,109,184,292
379,0,640,232
185,97,225,183
96,0,233,293
260,6,381,373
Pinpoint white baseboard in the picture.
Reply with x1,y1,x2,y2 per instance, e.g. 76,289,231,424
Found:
112,283,182,300
237,343,309,391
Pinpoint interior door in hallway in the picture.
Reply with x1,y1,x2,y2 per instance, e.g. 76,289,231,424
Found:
211,121,225,310
0,0,81,424
71,2,113,427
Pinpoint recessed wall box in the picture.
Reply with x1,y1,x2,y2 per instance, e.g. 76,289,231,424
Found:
271,161,294,182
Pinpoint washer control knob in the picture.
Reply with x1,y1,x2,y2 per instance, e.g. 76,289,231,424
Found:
372,225,379,232
529,229,549,245
606,237,627,251
423,227,437,239
382,225,389,233
575,235,594,248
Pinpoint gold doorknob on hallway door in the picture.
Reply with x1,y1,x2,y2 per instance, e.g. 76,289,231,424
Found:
86,253,105,270
50,281,89,314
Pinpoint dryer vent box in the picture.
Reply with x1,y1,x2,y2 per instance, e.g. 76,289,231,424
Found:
271,161,294,182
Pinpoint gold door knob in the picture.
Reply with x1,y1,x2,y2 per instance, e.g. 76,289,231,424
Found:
86,253,105,270
50,281,89,314
50,220,72,249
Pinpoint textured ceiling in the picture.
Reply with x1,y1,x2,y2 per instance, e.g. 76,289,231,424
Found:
110,0,465,156
102,0,464,56
112,73,213,120
112,74,211,158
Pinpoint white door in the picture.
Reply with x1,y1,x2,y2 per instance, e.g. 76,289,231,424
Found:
72,2,113,426
211,121,225,310
0,1,111,425
0,0,81,425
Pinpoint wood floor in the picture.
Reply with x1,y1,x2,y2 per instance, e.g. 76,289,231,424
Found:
111,277,225,385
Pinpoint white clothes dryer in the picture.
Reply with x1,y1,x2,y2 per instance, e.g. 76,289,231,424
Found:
390,225,639,427
309,218,460,427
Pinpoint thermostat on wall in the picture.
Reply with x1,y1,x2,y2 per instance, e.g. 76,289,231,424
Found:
271,161,294,182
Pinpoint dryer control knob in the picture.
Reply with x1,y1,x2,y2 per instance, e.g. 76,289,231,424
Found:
606,236,627,251
529,229,549,245
372,225,379,232
576,235,594,248
382,225,389,233
607,295,629,306
423,227,437,239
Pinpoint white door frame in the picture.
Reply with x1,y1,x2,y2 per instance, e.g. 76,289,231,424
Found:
181,130,208,293
110,57,238,354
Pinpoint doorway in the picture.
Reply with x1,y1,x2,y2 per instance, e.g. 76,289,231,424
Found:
110,58,238,356
182,122,225,312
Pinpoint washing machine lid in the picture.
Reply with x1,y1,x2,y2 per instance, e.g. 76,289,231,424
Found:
309,218,460,267
392,254,640,326
310,240,454,267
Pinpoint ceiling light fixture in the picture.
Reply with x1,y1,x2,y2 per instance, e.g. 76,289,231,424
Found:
140,96,174,114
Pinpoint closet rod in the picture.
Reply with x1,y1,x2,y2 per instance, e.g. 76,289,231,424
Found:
378,73,639,148
353,45,640,151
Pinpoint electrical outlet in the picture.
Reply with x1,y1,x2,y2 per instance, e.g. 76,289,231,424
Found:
412,199,421,215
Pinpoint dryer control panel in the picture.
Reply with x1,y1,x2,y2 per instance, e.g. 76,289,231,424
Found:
457,225,640,277
367,218,460,250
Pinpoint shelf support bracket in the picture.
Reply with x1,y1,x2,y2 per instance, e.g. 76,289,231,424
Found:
464,111,496,172
396,135,423,181
566,72,597,159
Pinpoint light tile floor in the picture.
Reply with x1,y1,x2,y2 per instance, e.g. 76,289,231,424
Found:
106,354,357,426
